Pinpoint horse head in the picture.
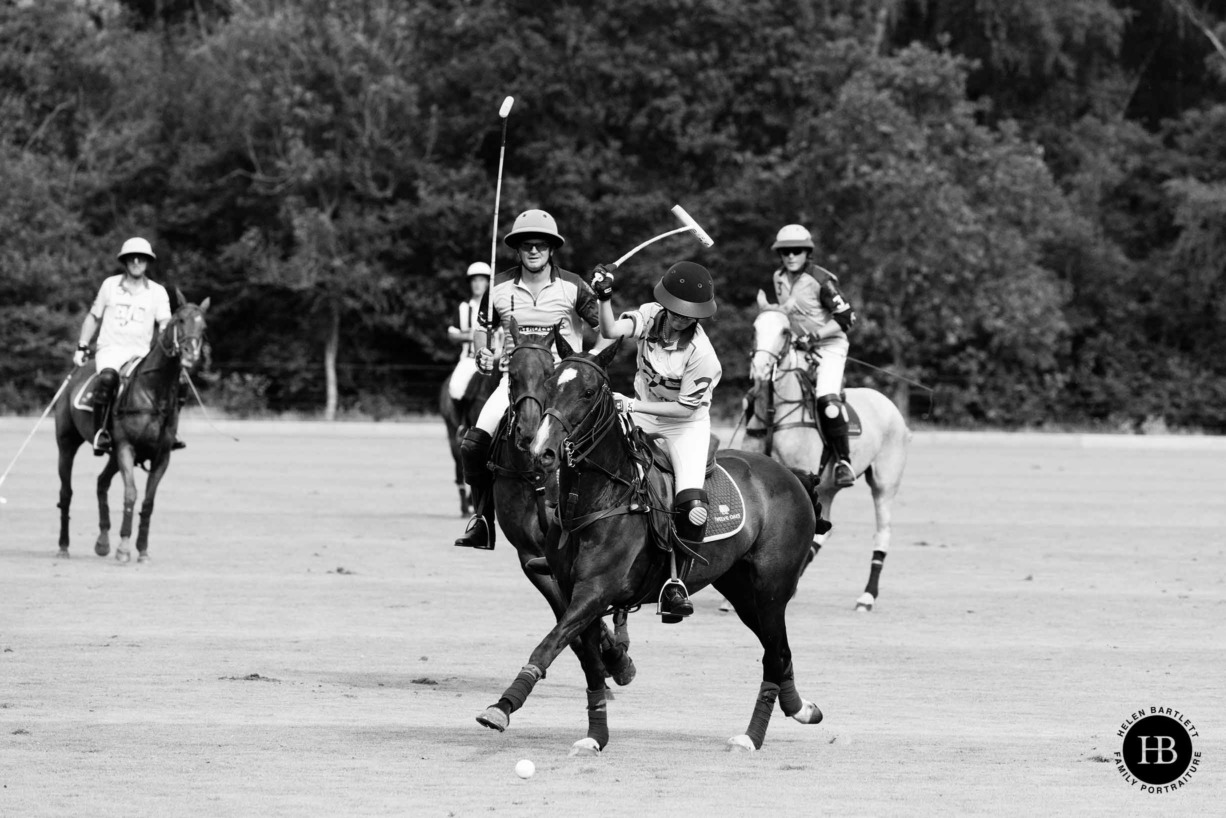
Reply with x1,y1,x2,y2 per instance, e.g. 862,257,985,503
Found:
161,288,211,370
530,336,620,474
504,318,559,451
750,292,793,384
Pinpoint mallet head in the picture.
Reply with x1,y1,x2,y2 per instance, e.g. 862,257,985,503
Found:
499,96,515,118
671,205,714,248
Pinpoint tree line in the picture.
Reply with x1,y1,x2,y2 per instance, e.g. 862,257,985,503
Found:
2,0,1224,431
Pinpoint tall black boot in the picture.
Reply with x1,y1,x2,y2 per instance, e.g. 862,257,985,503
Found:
91,368,119,456
454,427,496,550
660,488,708,622
817,394,855,487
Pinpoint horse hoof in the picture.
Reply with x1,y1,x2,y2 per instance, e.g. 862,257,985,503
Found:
476,707,508,732
115,549,131,564
854,593,875,612
791,701,824,725
611,658,636,687
56,549,70,559
569,737,601,756
137,553,150,564
726,735,757,752
95,542,110,557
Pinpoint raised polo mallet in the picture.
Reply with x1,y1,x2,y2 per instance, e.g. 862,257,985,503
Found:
610,204,715,268
485,95,514,347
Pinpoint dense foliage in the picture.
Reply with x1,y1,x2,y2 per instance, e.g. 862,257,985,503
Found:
2,0,1224,430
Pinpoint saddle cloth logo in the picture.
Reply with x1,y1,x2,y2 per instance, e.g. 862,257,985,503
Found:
702,464,745,542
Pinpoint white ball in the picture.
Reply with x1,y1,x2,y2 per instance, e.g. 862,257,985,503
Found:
515,759,535,779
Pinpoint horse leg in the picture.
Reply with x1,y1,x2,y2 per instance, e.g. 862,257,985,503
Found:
113,447,139,564
94,456,119,557
724,589,822,751
56,440,80,558
134,452,173,563
476,593,612,750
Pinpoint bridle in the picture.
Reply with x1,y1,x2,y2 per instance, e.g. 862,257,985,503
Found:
157,308,205,364
543,357,620,468
506,343,553,447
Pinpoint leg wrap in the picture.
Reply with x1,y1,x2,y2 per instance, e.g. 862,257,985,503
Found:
498,664,544,714
779,678,803,717
746,681,780,750
586,688,609,749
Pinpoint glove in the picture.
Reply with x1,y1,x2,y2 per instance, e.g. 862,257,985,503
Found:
72,346,88,367
612,392,636,414
476,345,499,374
590,264,617,301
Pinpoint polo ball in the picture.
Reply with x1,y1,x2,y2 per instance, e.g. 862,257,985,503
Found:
515,759,535,779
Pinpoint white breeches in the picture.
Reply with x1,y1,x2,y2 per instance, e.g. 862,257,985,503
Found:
95,346,148,374
630,413,710,493
814,343,847,397
448,357,478,401
474,378,511,435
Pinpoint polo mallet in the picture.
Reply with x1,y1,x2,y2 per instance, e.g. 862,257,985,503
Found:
485,95,514,351
609,204,715,268
0,371,73,506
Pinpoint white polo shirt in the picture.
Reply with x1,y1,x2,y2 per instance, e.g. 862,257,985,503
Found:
89,274,171,370
620,302,722,422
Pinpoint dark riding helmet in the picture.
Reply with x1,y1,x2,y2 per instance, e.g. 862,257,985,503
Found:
654,261,716,319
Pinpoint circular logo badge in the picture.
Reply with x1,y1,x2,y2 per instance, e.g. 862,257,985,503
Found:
1115,708,1201,793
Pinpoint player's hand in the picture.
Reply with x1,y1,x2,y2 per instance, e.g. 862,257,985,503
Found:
590,264,617,301
72,347,87,367
476,346,499,374
612,392,636,414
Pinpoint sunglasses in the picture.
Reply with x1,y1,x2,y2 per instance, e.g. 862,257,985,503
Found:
518,241,552,253
779,249,807,257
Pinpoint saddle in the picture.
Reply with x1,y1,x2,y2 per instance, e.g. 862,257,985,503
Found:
744,374,861,479
71,356,146,411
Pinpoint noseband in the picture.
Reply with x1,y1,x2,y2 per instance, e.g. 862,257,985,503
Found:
543,357,617,466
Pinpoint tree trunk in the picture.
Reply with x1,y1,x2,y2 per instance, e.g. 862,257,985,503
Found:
324,300,339,421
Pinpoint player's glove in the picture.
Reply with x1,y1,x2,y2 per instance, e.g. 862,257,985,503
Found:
590,264,617,301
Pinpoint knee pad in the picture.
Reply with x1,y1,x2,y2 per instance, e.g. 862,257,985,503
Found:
815,394,846,423
675,487,709,527
459,427,493,480
94,369,119,401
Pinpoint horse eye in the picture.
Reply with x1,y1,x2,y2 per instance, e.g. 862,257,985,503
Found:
583,389,595,400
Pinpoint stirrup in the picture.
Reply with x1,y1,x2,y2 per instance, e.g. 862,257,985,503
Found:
454,515,494,550
92,429,112,455
657,578,693,622
833,459,855,487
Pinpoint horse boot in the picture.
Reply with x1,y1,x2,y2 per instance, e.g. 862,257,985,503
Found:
817,394,855,488
454,427,496,550
660,488,707,622
91,368,119,456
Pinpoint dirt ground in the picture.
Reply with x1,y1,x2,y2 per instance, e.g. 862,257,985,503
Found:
1,418,1223,816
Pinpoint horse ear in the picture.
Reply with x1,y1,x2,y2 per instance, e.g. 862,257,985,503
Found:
595,337,622,370
176,287,187,307
199,297,211,313
509,316,521,346
756,289,770,310
554,329,575,360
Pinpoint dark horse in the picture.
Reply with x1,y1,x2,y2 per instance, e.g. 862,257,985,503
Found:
489,320,635,689
54,293,209,563
439,364,500,516
476,338,824,753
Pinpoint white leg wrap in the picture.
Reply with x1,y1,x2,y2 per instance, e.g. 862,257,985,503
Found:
726,734,756,752
570,737,601,756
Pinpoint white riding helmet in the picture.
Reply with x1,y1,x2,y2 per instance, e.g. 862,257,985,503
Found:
503,209,566,248
117,237,156,261
466,261,492,277
771,224,814,252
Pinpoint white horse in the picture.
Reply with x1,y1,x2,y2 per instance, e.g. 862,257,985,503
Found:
733,296,911,611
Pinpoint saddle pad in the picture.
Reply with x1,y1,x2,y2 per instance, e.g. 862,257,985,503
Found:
845,399,862,437
702,464,746,542
72,372,99,411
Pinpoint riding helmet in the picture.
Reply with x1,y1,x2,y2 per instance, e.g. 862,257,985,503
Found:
654,262,716,319
771,224,814,252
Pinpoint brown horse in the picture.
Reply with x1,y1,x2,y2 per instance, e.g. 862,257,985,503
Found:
740,302,910,611
489,320,635,689
439,365,500,516
476,338,824,753
54,294,209,563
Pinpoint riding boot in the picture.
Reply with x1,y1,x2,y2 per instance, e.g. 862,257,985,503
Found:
817,394,855,488
91,368,119,456
660,488,707,622
454,427,496,550
172,376,188,450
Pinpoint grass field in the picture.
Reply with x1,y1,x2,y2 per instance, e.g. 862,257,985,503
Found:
1,419,1223,816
